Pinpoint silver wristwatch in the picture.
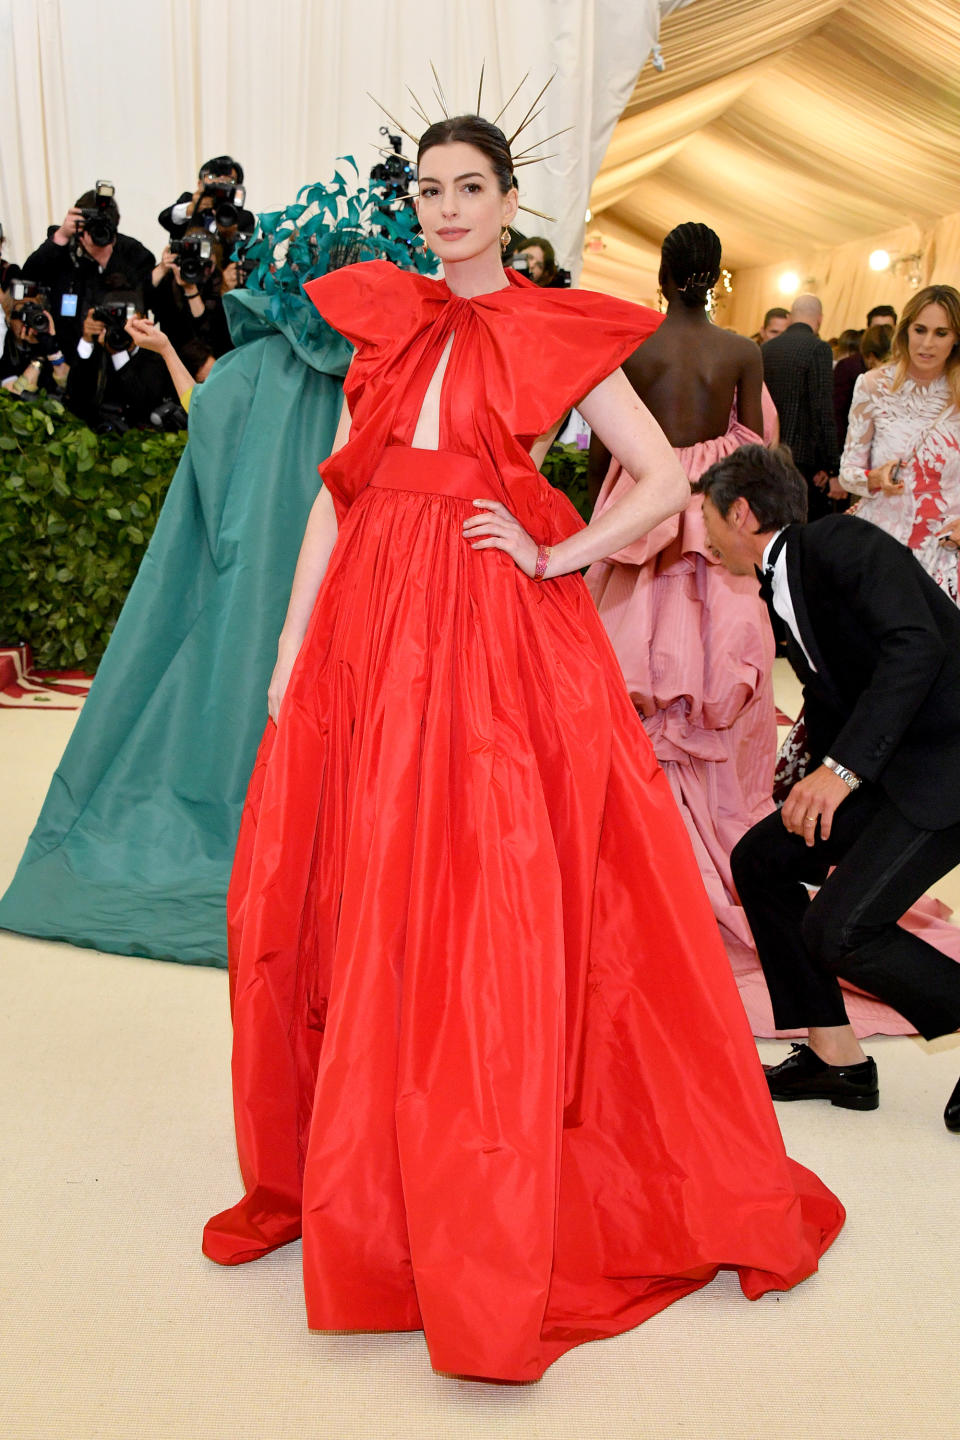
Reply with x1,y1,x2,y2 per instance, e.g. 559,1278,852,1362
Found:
823,755,862,791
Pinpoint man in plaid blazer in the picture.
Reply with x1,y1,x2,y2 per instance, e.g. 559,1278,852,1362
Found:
761,294,839,519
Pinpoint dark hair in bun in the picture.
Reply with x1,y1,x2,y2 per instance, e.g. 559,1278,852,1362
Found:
417,115,517,195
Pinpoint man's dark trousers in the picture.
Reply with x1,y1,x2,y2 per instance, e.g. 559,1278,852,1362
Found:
732,513,960,1041
732,791,960,1040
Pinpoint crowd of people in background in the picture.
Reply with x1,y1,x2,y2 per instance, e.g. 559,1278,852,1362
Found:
0,156,251,432
3,162,960,606
754,286,960,589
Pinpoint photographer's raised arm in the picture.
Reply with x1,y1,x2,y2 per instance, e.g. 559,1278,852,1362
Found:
21,217,77,288
151,247,175,290
125,316,194,403
52,208,84,247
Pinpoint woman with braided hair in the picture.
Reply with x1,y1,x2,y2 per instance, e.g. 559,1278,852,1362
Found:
203,126,842,1380
587,221,781,1021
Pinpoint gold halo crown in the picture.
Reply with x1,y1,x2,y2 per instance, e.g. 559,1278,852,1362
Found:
368,63,566,223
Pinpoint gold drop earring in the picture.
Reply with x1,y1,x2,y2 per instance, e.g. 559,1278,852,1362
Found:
500,227,511,251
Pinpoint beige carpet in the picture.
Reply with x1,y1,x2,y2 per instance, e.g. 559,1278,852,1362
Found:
3,678,959,1440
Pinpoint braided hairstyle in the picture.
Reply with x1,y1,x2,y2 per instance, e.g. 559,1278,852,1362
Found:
661,222,722,308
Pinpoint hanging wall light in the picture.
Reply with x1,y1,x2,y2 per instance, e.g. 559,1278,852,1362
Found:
778,271,800,295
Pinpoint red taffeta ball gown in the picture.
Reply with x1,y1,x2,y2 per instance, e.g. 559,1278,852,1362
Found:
203,261,844,1382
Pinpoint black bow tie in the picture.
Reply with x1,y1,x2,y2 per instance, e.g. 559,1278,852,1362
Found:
755,530,789,607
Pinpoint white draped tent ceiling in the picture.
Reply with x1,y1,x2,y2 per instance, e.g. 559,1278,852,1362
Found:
581,0,960,335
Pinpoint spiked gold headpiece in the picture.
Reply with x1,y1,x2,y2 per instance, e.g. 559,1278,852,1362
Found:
368,64,567,223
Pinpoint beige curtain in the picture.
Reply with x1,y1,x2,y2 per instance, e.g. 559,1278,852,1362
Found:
0,0,690,276
720,211,960,337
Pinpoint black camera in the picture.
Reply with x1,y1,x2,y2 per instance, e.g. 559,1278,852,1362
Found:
149,397,189,431
10,280,52,334
17,300,51,336
233,235,258,289
10,281,55,347
78,180,119,248
92,299,136,350
170,234,214,285
370,130,415,200
201,180,246,229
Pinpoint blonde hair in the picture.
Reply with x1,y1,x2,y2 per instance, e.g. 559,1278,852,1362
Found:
891,284,960,407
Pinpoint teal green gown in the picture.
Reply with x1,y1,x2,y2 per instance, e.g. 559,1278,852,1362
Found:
0,291,351,964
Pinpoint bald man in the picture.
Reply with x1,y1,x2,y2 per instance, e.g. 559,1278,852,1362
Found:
761,295,840,520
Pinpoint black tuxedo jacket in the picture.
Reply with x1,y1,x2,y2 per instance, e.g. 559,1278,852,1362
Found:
779,515,960,829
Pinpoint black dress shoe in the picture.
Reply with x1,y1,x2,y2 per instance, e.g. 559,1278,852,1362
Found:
763,1043,879,1111
945,1076,960,1133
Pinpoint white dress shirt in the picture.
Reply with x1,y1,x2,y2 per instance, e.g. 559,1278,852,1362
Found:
762,529,817,672
76,338,138,370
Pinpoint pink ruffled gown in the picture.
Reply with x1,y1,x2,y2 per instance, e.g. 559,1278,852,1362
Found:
587,418,772,989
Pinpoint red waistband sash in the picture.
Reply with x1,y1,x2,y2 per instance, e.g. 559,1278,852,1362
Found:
369,447,498,502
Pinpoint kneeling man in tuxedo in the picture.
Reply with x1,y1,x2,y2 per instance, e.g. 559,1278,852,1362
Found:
700,443,960,1132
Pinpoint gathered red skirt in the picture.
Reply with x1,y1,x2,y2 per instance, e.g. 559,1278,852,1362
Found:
203,446,844,1381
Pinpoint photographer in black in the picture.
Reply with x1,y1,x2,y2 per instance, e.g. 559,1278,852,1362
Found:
148,225,233,359
158,156,255,251
1,282,70,398
510,235,571,288
21,182,155,361
0,219,23,296
66,296,180,433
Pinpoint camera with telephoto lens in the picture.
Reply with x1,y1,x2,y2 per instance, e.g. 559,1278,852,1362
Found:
170,234,214,285
201,180,246,229
77,180,119,247
92,299,136,350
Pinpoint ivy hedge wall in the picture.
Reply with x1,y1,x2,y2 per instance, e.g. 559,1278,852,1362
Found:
0,394,590,674
541,441,590,521
0,395,186,669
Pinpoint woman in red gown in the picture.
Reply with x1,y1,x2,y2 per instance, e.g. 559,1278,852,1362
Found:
203,115,844,1382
